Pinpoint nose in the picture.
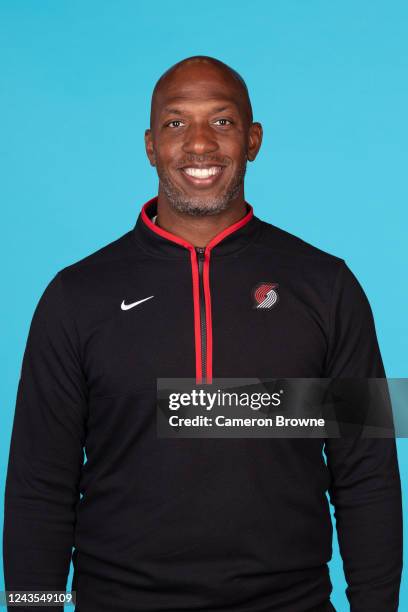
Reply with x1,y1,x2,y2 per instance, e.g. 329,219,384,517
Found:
182,121,218,156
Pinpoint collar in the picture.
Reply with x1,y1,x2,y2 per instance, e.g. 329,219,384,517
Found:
132,196,263,259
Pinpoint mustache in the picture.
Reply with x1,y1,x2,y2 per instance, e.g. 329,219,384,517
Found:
175,155,230,169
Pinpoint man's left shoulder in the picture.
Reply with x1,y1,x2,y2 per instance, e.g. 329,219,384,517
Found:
254,217,344,273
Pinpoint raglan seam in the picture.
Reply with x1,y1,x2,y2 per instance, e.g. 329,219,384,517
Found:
324,259,346,376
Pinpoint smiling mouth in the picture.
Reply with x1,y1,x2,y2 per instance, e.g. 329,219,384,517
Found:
179,165,225,187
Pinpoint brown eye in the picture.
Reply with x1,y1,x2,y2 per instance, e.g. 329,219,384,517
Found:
167,120,185,128
214,119,232,126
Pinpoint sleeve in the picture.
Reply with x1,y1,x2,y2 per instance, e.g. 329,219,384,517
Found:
3,273,87,612
323,261,403,612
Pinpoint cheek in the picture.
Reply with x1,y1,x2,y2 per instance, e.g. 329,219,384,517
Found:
157,143,182,169
228,150,248,171
222,134,247,159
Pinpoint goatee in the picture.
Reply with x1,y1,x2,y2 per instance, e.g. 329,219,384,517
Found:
157,161,247,216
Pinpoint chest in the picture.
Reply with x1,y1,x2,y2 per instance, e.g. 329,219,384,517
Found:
81,255,328,398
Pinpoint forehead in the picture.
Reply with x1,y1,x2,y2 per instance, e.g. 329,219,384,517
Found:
159,95,241,116
153,64,247,116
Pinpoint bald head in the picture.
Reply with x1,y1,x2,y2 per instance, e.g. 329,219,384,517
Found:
150,55,253,129
144,55,263,219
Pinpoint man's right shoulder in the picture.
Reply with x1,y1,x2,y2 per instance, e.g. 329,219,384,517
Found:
40,229,145,310
55,227,144,281
62,229,141,273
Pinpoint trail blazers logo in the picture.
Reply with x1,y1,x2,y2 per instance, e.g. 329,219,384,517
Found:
253,282,279,309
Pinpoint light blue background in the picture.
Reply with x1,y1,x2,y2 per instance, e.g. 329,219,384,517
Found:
1,1,407,609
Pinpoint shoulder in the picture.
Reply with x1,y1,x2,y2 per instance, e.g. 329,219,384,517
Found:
34,229,143,318
253,217,375,314
59,229,137,276
255,217,343,266
53,229,144,293
254,217,347,292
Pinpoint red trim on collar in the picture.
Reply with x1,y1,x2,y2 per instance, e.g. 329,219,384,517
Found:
141,197,195,251
140,197,254,252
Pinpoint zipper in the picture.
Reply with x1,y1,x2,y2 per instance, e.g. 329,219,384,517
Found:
196,247,207,384
141,199,254,385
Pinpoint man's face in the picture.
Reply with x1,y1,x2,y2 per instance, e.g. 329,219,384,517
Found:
145,63,262,216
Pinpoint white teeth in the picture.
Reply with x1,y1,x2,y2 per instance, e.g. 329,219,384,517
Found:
183,166,222,178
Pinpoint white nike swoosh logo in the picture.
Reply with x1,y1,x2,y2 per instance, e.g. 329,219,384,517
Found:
121,296,154,310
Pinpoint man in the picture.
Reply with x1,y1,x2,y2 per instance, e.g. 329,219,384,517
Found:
3,56,402,611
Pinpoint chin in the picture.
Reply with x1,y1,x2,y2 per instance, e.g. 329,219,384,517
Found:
159,168,244,216
169,195,231,217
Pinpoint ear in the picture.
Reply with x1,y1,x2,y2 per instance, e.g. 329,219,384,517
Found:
247,122,263,162
145,129,156,167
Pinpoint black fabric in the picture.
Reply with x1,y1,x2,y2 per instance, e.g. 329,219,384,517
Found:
3,198,402,611
309,602,336,612
306,601,336,612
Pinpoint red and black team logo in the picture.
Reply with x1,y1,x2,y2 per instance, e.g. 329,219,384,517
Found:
252,282,279,309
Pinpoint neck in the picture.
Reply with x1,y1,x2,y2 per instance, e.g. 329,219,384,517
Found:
155,191,248,247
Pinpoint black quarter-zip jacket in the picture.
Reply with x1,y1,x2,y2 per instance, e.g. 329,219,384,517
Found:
3,197,402,611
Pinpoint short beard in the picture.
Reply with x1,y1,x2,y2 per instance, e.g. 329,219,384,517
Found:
157,161,247,217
